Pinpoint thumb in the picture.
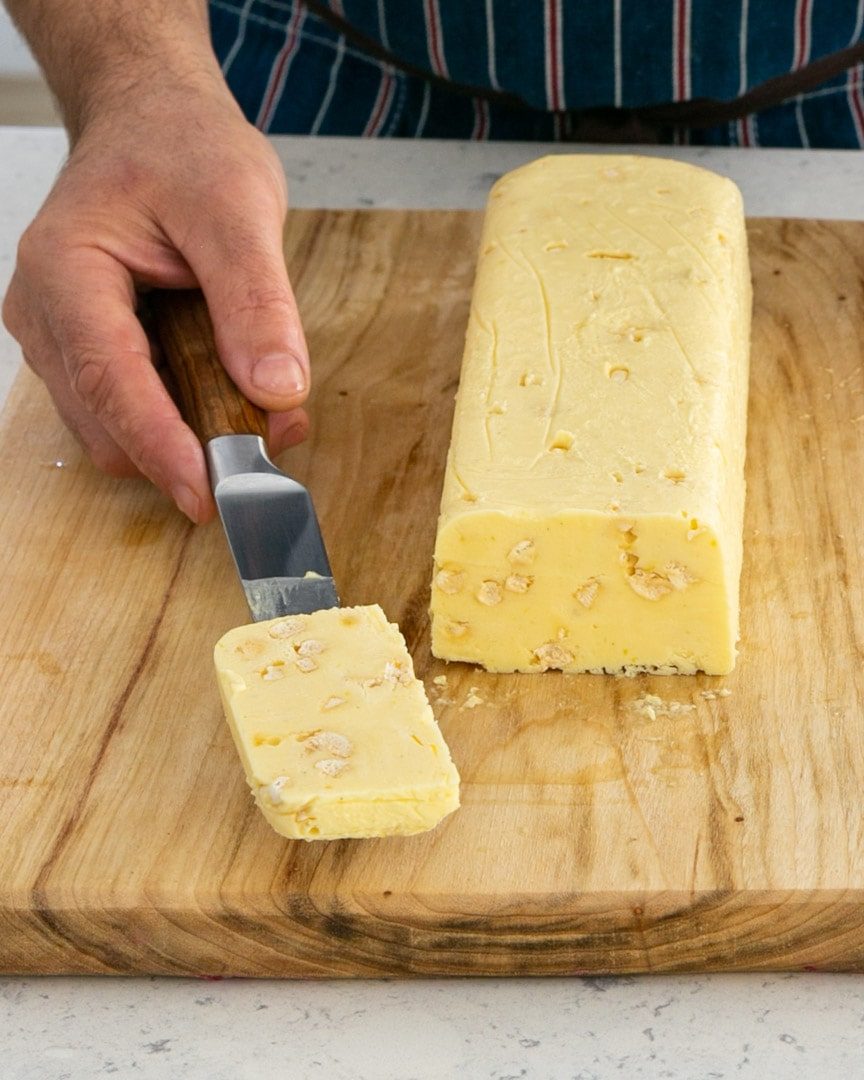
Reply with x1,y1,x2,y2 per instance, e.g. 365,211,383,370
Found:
178,181,309,412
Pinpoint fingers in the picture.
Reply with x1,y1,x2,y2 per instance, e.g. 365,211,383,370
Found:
173,165,311,415
4,274,136,477
2,121,313,524
33,352,140,478
268,407,309,456
5,244,310,516
34,244,216,523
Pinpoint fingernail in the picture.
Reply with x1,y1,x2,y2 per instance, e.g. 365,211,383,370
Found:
251,353,306,397
172,484,200,523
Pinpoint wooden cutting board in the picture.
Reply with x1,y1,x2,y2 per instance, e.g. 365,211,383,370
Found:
2,211,863,977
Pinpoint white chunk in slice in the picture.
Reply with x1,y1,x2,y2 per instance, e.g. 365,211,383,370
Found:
430,155,751,675
214,605,460,840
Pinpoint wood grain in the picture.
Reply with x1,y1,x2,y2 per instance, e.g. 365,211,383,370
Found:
1,211,863,976
149,289,268,443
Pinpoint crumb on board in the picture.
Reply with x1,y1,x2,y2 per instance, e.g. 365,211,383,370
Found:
628,694,696,721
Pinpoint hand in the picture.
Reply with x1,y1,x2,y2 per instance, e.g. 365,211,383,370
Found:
2,84,310,524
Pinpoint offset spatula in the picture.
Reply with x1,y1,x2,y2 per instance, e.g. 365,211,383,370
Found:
151,290,339,621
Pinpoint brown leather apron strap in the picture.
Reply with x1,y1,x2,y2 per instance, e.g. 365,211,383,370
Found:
636,42,864,128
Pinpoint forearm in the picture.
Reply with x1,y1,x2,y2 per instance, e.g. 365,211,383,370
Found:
3,0,231,139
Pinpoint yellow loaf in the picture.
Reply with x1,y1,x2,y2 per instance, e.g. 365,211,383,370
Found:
214,605,460,840
430,155,751,675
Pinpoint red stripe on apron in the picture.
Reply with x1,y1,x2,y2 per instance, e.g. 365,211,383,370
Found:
256,4,305,130
424,0,449,78
545,0,563,112
793,0,813,70
363,71,395,137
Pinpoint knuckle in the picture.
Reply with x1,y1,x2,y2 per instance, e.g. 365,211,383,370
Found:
64,324,151,428
16,218,63,271
203,162,287,234
68,350,119,419
1,278,24,338
15,224,42,271
21,348,50,378
224,281,294,323
223,155,286,205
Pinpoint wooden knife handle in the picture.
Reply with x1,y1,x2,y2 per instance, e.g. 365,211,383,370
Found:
149,289,268,444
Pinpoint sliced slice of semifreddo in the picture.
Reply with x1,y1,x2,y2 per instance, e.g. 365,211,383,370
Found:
215,605,460,840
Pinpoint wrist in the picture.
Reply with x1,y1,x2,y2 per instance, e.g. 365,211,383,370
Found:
55,26,235,143
77,60,233,144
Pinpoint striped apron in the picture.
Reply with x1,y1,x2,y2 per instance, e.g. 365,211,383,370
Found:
210,1,864,146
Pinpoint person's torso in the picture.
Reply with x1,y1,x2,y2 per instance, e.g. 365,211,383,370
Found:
210,1,864,146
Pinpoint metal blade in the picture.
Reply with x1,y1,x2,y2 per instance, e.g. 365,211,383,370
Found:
205,434,339,622
241,576,339,622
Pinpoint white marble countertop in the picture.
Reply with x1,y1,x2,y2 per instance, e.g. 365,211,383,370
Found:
2,127,863,1080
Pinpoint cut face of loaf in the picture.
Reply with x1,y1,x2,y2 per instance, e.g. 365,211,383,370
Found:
430,155,751,675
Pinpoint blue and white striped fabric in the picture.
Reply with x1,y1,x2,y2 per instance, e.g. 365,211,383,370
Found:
210,1,864,146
